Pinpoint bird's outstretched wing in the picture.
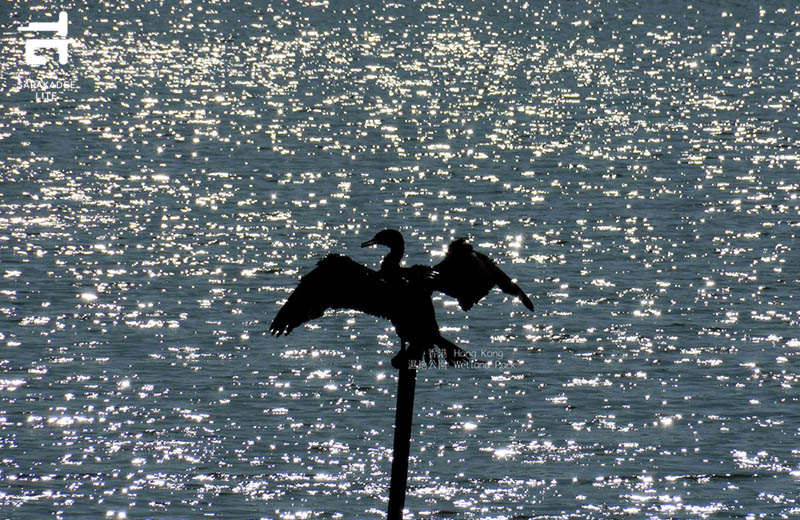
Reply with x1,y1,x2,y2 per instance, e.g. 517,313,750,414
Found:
433,239,534,312
270,254,395,337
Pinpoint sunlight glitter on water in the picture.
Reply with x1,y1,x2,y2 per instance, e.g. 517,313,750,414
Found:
1,0,800,518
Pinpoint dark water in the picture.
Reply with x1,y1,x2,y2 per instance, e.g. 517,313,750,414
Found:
1,1,799,518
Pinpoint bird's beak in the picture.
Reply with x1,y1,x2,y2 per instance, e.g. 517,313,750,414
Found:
361,238,377,248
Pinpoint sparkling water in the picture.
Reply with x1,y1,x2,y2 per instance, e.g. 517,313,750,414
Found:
1,1,799,518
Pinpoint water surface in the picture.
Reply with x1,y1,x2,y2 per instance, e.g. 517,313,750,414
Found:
1,1,799,518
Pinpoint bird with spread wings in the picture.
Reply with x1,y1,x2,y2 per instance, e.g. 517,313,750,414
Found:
270,229,534,368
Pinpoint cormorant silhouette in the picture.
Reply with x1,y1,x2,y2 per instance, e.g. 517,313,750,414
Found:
270,229,534,367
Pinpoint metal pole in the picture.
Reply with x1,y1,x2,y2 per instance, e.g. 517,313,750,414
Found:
387,364,417,520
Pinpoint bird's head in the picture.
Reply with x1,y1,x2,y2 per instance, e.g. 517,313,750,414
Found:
361,229,404,250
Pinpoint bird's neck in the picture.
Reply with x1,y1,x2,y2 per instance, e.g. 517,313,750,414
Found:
380,245,404,273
